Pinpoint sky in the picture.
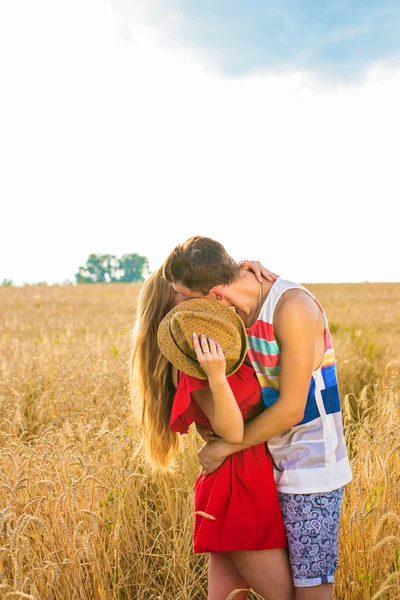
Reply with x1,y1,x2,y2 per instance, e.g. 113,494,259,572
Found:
1,0,399,285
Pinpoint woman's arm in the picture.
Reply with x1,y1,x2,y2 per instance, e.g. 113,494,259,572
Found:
190,334,244,444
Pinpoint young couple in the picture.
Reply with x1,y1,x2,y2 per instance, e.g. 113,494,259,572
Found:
131,236,352,600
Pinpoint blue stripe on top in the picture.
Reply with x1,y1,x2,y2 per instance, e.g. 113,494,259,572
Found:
247,335,280,356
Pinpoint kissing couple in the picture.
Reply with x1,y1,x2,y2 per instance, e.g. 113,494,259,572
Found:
131,235,352,600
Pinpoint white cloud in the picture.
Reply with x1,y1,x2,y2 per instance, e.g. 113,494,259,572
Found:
0,0,399,284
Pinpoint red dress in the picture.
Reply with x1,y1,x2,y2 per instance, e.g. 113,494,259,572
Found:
170,362,287,553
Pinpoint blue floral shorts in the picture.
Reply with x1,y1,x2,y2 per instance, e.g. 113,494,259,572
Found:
278,487,344,588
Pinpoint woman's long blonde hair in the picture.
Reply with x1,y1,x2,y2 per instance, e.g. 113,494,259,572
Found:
130,267,179,468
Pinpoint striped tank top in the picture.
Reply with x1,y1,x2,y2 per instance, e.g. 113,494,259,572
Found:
246,278,352,494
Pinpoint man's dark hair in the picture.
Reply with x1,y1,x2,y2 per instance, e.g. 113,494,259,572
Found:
162,236,240,294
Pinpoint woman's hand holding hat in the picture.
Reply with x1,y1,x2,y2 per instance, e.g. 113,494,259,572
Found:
192,333,226,382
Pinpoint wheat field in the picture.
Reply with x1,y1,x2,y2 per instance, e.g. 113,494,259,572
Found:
0,282,399,600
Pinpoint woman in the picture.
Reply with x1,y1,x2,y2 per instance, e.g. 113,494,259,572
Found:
131,266,294,600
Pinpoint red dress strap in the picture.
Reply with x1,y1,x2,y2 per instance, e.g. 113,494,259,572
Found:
170,373,209,434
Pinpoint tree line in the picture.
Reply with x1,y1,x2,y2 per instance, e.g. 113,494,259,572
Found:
1,253,149,286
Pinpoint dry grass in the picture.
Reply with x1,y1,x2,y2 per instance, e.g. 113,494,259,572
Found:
0,282,399,600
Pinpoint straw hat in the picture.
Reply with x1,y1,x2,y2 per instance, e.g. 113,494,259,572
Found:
157,298,248,379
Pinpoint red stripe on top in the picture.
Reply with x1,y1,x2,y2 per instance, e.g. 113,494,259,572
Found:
247,348,280,368
248,320,275,342
324,328,333,350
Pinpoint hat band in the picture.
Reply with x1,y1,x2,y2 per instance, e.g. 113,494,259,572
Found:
169,322,200,368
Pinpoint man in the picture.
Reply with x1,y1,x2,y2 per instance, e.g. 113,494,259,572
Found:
163,236,352,600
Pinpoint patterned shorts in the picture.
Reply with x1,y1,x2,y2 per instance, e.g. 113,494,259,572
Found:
278,487,344,588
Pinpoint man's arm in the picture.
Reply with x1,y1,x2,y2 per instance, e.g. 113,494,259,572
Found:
198,291,320,473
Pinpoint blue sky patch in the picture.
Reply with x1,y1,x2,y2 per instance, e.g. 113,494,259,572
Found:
167,1,400,77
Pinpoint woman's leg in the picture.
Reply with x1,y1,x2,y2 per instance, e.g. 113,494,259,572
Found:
208,552,250,600
231,548,294,600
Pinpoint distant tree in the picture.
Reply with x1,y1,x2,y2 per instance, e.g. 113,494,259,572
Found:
1,278,14,286
75,254,119,284
75,253,149,284
119,254,149,282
